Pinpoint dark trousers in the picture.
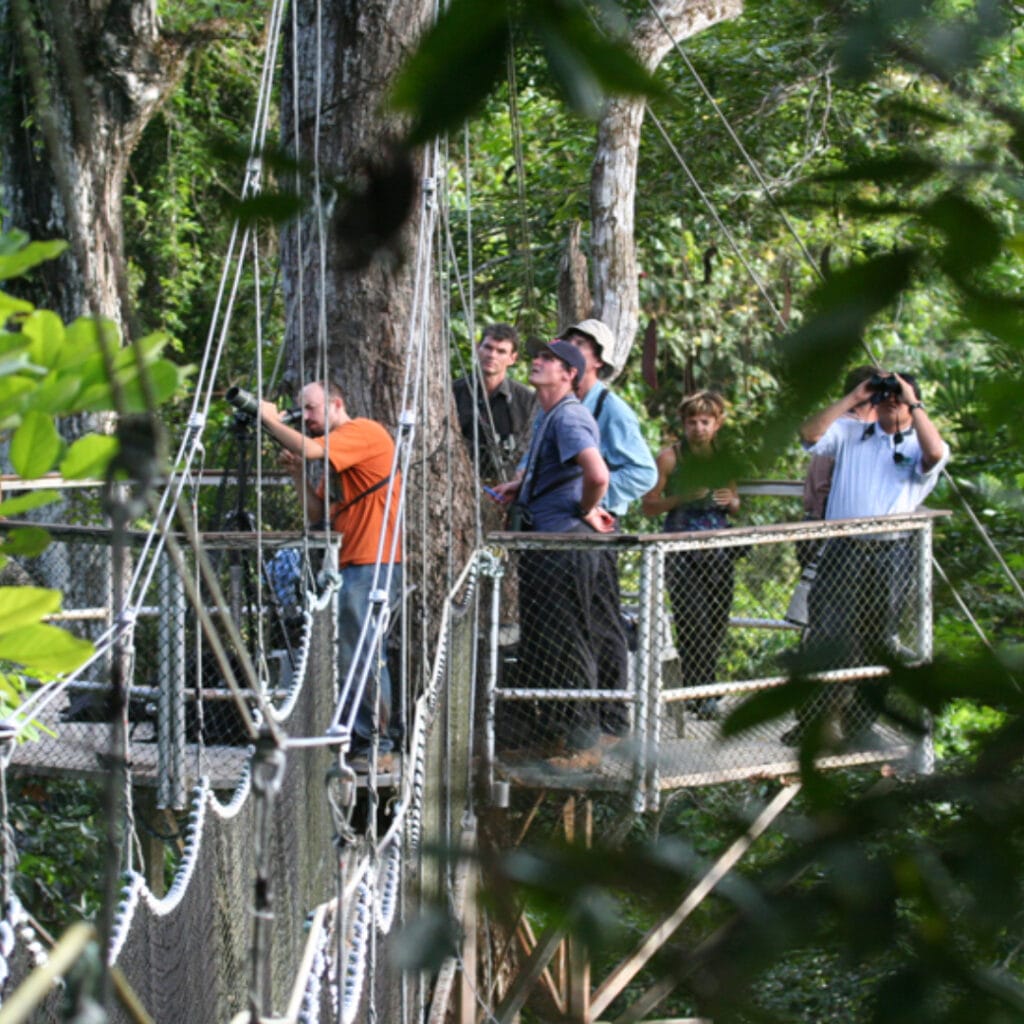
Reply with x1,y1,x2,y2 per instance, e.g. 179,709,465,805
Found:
798,537,914,734
666,548,736,689
516,539,628,751
804,538,914,668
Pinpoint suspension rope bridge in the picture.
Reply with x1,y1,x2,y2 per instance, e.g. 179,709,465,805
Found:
0,2,1011,1022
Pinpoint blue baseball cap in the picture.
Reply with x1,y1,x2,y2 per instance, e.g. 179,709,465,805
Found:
528,337,586,384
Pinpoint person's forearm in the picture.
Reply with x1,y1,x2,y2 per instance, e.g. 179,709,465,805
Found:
259,402,325,459
909,406,945,471
580,478,607,514
641,493,679,516
800,398,848,444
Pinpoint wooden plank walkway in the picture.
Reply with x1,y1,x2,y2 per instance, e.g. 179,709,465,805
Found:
496,714,913,793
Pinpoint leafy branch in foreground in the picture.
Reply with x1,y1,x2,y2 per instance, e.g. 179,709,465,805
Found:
0,230,189,705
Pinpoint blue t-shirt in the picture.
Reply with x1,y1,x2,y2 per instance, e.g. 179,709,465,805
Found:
519,397,600,531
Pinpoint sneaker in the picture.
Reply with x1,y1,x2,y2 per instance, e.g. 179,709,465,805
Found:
349,751,394,775
545,743,603,772
692,699,720,721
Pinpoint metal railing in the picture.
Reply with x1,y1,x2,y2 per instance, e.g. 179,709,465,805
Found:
483,511,944,812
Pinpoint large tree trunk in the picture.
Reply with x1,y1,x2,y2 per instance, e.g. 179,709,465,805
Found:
589,0,744,376
280,0,475,688
0,0,196,333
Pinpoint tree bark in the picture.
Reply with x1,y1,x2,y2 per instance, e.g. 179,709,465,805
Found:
280,0,475,688
589,0,744,377
0,0,199,333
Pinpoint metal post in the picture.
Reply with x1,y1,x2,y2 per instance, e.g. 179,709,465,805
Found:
915,521,935,774
637,544,659,813
480,550,504,802
157,553,187,810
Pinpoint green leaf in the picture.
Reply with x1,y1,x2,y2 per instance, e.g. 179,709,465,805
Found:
0,490,59,517
921,192,1003,277
812,154,939,186
0,622,92,673
0,587,61,633
0,351,47,381
60,434,119,479
55,317,109,372
0,291,34,318
22,310,65,368
0,240,68,282
25,374,83,414
9,411,62,478
0,527,51,558
390,0,510,145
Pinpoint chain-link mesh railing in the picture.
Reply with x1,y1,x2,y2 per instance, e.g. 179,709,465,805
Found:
486,512,941,810
0,476,314,808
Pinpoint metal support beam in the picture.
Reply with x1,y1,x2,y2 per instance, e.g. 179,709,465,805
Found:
589,783,801,1022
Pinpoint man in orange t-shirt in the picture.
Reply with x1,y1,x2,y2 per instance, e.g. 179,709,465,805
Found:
260,381,402,770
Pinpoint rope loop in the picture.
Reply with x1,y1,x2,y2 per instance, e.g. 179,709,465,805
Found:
251,728,287,799
325,761,358,852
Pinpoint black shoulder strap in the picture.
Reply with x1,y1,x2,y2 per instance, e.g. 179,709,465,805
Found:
592,387,610,425
334,474,391,515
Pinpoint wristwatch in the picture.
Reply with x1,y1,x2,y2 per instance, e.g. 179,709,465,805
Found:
908,402,925,413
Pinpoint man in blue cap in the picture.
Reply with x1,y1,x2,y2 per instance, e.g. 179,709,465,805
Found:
491,339,622,770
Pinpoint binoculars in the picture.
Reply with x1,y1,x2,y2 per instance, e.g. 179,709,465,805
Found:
225,386,302,425
867,373,901,404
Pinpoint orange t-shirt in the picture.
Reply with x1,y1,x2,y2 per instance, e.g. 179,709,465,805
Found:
318,418,402,568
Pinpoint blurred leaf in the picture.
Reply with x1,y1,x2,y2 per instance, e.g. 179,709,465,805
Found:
0,351,46,382
56,318,113,372
25,375,83,415
0,527,51,558
0,622,92,673
224,190,307,226
0,240,68,282
921,193,1002,278
10,411,62,479
0,491,59,517
0,291,34,318
390,908,459,971
812,154,939,186
529,0,666,117
391,0,510,145
205,136,309,178
60,435,119,480
722,678,820,737
22,310,65,368
0,588,60,633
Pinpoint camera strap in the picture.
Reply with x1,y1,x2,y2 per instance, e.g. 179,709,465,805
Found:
332,474,391,515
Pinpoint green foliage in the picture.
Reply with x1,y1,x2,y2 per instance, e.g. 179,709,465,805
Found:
414,1,1024,1019
10,779,105,934
392,0,665,143
0,232,188,693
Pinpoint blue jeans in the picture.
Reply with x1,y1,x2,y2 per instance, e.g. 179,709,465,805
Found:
338,562,402,754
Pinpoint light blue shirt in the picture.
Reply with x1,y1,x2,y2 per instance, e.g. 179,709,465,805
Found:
581,382,658,516
808,418,949,520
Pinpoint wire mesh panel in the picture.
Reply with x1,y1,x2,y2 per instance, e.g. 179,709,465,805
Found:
486,513,940,809
0,479,317,807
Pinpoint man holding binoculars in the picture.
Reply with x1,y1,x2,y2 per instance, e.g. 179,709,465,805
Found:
258,381,402,774
787,369,950,745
